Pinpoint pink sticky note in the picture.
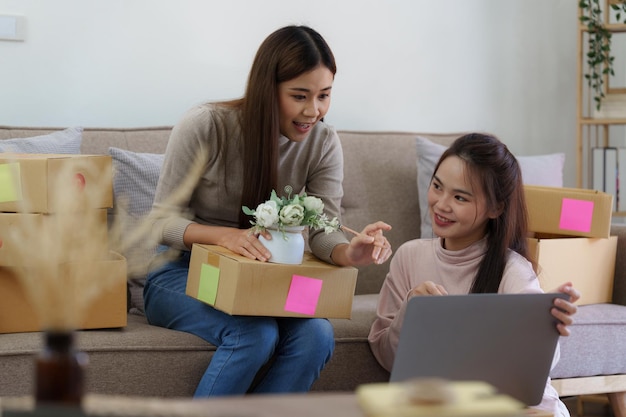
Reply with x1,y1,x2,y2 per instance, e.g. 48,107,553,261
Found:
559,198,594,233
284,275,323,316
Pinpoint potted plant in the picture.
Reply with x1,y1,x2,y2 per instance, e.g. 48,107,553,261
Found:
243,185,340,237
579,0,626,111
242,185,339,264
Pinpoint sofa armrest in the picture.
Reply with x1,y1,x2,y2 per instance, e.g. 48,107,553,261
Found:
611,224,626,306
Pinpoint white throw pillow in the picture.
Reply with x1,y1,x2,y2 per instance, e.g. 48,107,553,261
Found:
416,136,565,238
0,127,83,154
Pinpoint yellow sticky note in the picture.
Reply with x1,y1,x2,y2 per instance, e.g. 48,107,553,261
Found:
198,263,220,305
0,163,22,203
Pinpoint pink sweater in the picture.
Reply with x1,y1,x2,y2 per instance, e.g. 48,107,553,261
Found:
368,237,569,417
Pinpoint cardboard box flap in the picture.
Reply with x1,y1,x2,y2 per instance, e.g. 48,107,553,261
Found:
0,210,109,267
524,185,613,238
0,250,127,333
205,244,337,268
48,155,113,210
0,153,84,159
0,154,112,213
527,235,617,305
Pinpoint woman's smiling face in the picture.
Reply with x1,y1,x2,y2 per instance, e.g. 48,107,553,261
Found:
427,155,498,250
277,65,334,142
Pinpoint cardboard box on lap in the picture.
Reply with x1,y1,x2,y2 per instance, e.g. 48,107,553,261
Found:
186,244,358,318
524,185,613,238
0,251,127,334
0,154,112,213
527,234,617,305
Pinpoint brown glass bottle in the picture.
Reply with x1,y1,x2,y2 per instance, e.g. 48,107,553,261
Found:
35,331,88,407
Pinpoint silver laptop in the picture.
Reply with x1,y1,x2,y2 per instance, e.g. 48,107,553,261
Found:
389,293,567,406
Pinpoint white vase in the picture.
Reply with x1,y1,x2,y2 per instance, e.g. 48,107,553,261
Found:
258,226,305,265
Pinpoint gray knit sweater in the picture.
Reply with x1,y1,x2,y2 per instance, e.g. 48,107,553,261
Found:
151,103,349,264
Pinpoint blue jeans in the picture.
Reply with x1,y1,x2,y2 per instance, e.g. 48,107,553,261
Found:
143,250,335,397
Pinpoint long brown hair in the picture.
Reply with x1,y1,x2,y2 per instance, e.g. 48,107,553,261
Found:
223,26,337,228
432,133,530,293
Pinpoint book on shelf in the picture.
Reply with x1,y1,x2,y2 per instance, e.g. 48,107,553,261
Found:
619,148,626,212
592,147,618,212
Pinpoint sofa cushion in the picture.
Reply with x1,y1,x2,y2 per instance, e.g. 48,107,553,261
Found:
550,303,626,379
416,136,566,238
0,313,212,397
338,131,461,295
317,293,390,390
0,295,389,397
108,147,165,312
0,127,83,154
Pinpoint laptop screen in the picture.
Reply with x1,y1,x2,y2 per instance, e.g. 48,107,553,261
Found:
390,293,566,406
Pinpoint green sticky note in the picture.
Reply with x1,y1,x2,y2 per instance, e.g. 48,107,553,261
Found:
0,163,22,203
198,263,220,305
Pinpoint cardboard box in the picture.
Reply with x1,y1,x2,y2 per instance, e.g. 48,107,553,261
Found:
0,209,109,266
524,185,613,238
527,235,617,305
0,154,112,213
0,251,127,333
186,244,358,318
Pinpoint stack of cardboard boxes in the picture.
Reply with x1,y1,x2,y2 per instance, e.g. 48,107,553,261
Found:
0,154,127,333
525,185,617,305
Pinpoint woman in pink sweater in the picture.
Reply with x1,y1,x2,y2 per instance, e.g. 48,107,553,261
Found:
368,133,580,417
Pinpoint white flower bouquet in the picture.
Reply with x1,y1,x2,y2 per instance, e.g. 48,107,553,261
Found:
242,186,340,238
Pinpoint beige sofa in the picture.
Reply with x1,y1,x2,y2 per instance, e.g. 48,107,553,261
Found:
0,126,625,415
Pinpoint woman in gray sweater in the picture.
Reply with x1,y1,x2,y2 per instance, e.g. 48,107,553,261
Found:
144,25,392,397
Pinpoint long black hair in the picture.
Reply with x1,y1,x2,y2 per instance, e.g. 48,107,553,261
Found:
221,26,337,228
432,133,530,293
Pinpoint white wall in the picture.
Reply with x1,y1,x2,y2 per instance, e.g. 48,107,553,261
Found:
0,0,578,185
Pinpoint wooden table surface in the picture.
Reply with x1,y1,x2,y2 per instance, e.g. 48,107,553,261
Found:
1,392,365,417
0,392,553,417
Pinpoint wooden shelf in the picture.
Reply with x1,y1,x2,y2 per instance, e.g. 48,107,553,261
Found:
579,23,626,32
576,1,626,216
580,117,626,124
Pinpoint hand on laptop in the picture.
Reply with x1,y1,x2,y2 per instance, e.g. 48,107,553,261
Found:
408,281,449,297
550,282,581,337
